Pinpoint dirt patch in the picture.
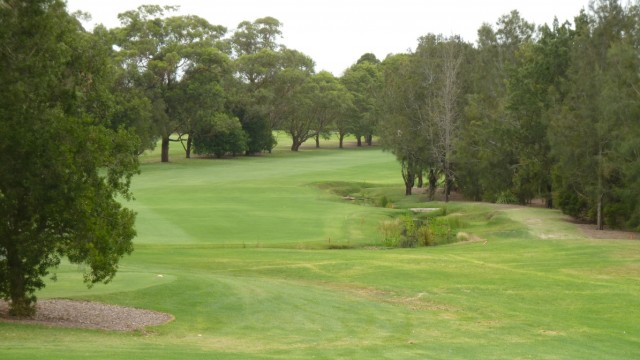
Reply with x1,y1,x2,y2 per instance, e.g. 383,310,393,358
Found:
575,223,639,240
0,299,173,331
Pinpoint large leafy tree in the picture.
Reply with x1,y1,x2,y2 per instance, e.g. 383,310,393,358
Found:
170,47,230,158
378,37,468,198
378,54,431,195
309,71,354,148
0,0,139,316
113,5,227,162
227,17,282,154
342,59,381,146
268,48,317,151
192,113,248,158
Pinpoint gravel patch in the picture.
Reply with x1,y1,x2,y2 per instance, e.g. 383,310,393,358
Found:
0,299,173,331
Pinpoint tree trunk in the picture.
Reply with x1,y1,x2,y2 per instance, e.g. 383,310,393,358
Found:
315,133,320,148
597,193,604,230
444,172,450,203
405,182,413,196
291,138,301,151
161,136,170,163
339,133,345,149
356,136,362,147
366,134,373,146
6,241,35,317
596,145,604,230
185,136,192,159
402,161,415,196
428,169,437,201
417,172,423,188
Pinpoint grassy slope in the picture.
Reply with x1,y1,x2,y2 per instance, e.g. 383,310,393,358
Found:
1,137,639,359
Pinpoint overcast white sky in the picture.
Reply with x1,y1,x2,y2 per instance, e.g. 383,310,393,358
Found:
66,0,590,75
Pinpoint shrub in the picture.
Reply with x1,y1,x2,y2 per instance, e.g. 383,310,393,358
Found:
193,113,248,158
378,211,467,248
496,191,518,205
378,218,403,247
429,217,454,245
416,225,433,246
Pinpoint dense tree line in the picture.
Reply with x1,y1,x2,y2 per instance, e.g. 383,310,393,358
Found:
102,0,640,228
377,0,640,231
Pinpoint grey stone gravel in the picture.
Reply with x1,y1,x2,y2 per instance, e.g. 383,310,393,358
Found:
0,299,173,331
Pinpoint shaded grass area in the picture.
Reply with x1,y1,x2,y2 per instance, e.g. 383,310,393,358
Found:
2,141,639,359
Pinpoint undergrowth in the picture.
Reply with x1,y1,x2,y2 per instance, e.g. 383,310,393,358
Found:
317,181,474,248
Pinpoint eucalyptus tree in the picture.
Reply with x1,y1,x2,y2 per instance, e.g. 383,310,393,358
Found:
227,17,283,153
113,5,227,162
414,35,468,201
309,71,354,148
268,49,317,151
0,0,139,316
341,60,381,146
378,54,432,195
170,47,230,158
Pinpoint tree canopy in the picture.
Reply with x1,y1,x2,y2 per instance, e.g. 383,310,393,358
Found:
0,0,139,316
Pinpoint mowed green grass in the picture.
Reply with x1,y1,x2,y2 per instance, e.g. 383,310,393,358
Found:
1,136,639,359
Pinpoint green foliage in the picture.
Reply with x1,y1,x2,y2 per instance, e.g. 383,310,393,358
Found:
113,5,228,162
427,217,455,245
378,218,404,247
377,54,427,195
495,191,518,205
341,60,381,146
267,49,318,151
310,71,354,148
227,18,283,154
377,213,459,248
548,0,640,230
378,195,390,208
378,37,467,198
0,0,139,316
192,113,248,158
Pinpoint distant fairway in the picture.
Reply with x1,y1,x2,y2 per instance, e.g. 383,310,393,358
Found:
2,137,639,359
131,134,400,247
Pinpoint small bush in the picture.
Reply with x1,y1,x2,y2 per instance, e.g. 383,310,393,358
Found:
378,211,467,248
429,217,454,245
496,191,518,205
378,195,389,208
378,218,403,247
417,225,433,246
